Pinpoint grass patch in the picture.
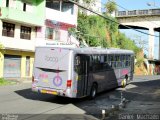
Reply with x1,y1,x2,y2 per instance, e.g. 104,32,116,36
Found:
0,78,16,86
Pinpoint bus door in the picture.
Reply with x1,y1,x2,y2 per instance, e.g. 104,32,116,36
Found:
76,55,89,97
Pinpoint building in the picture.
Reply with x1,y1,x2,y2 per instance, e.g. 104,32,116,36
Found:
0,0,79,79
36,0,79,46
79,0,102,15
0,0,45,78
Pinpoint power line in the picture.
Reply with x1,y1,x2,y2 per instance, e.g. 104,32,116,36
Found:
68,0,159,37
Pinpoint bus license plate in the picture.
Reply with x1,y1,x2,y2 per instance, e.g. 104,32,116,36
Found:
41,89,58,95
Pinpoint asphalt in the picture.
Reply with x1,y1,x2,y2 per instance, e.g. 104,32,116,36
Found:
1,75,160,120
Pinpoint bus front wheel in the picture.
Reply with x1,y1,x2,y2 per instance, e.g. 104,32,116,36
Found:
90,84,97,99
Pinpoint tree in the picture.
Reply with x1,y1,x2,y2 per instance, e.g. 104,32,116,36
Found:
75,12,141,56
80,0,96,15
76,13,108,47
105,0,117,15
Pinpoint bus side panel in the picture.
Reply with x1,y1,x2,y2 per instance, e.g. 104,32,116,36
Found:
92,70,118,93
107,69,119,89
104,68,118,90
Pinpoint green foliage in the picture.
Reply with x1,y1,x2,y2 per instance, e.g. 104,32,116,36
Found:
135,57,144,67
76,12,141,56
77,13,117,47
105,0,117,15
0,43,4,49
116,32,141,55
82,0,95,4
0,78,16,86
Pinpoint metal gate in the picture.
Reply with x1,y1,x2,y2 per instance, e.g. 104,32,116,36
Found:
3,55,21,78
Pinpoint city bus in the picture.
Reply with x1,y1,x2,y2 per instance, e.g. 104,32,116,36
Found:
32,47,134,98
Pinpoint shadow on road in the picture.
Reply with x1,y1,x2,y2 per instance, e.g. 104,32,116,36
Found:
14,87,117,104
14,78,160,119
123,79,160,102
14,88,91,104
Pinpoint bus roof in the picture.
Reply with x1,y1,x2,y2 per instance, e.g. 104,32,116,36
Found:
36,47,134,55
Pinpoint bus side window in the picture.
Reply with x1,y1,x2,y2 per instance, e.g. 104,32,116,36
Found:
104,55,108,70
116,55,121,68
125,55,129,67
111,55,115,68
92,55,96,72
100,55,107,71
89,55,93,72
75,55,80,65
96,55,101,71
74,55,81,74
128,55,131,66
108,55,112,67
121,55,125,68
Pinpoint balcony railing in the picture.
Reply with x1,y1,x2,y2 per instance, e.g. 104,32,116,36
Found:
116,9,160,17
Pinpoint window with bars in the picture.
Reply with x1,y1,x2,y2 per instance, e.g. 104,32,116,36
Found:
20,26,31,40
45,27,60,41
2,22,15,37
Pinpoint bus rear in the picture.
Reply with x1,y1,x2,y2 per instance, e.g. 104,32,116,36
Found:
32,47,75,98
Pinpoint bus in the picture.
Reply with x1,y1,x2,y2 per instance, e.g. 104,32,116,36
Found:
32,47,134,98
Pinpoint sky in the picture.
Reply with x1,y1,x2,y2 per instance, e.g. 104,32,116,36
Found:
102,0,160,59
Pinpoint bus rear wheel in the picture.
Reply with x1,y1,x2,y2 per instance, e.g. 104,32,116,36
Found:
90,84,97,99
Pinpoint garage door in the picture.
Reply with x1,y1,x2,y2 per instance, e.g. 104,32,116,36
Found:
3,55,21,78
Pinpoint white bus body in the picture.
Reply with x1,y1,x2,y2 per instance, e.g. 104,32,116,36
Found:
32,47,134,98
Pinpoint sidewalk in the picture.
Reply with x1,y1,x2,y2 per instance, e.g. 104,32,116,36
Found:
6,77,32,84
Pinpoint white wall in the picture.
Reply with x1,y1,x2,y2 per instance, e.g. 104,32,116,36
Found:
45,8,77,26
0,20,36,51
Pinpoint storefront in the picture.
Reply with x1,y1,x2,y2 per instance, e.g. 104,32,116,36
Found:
0,49,34,78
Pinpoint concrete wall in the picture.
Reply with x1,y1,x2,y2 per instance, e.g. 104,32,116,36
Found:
45,7,77,26
0,20,36,51
0,0,45,26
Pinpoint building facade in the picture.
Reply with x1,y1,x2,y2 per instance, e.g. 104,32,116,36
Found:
0,0,78,78
79,0,102,15
36,0,79,46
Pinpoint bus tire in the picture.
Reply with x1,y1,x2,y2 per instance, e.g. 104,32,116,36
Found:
90,84,97,99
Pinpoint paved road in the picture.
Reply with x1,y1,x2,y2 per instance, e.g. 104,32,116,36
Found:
0,75,160,120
